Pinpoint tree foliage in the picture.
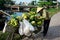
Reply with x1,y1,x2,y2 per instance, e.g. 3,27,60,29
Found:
0,0,5,9
37,0,57,7
0,0,5,5
5,0,15,5
0,0,14,10
38,1,53,7
0,0,14,5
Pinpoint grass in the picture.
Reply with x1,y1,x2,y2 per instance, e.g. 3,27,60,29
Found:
0,31,21,40
47,7,60,17
0,32,9,40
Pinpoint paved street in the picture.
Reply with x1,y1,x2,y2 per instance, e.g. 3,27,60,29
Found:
43,12,60,40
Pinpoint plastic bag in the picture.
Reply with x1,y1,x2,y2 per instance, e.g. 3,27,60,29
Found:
19,22,24,35
23,19,35,31
19,21,30,36
19,19,35,36
3,22,7,33
23,23,31,36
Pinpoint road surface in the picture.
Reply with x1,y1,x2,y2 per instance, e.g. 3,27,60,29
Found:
43,12,60,40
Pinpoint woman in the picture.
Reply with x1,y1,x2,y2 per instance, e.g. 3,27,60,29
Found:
43,8,51,36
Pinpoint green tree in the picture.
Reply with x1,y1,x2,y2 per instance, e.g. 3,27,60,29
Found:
37,0,53,7
28,0,37,6
0,0,5,10
0,0,14,10
38,1,52,7
5,0,15,5
28,0,37,12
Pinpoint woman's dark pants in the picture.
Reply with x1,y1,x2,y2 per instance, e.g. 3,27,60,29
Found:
43,19,50,36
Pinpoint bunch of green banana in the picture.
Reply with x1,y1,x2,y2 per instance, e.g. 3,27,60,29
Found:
8,18,18,27
21,11,44,27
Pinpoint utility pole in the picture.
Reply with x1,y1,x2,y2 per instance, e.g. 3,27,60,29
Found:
56,0,59,9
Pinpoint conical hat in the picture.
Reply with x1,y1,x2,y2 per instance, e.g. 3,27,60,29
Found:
37,7,43,13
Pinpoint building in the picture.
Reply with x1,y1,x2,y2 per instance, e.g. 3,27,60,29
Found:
11,5,20,12
11,5,37,12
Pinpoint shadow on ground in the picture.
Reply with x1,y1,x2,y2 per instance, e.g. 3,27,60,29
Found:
43,25,60,40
